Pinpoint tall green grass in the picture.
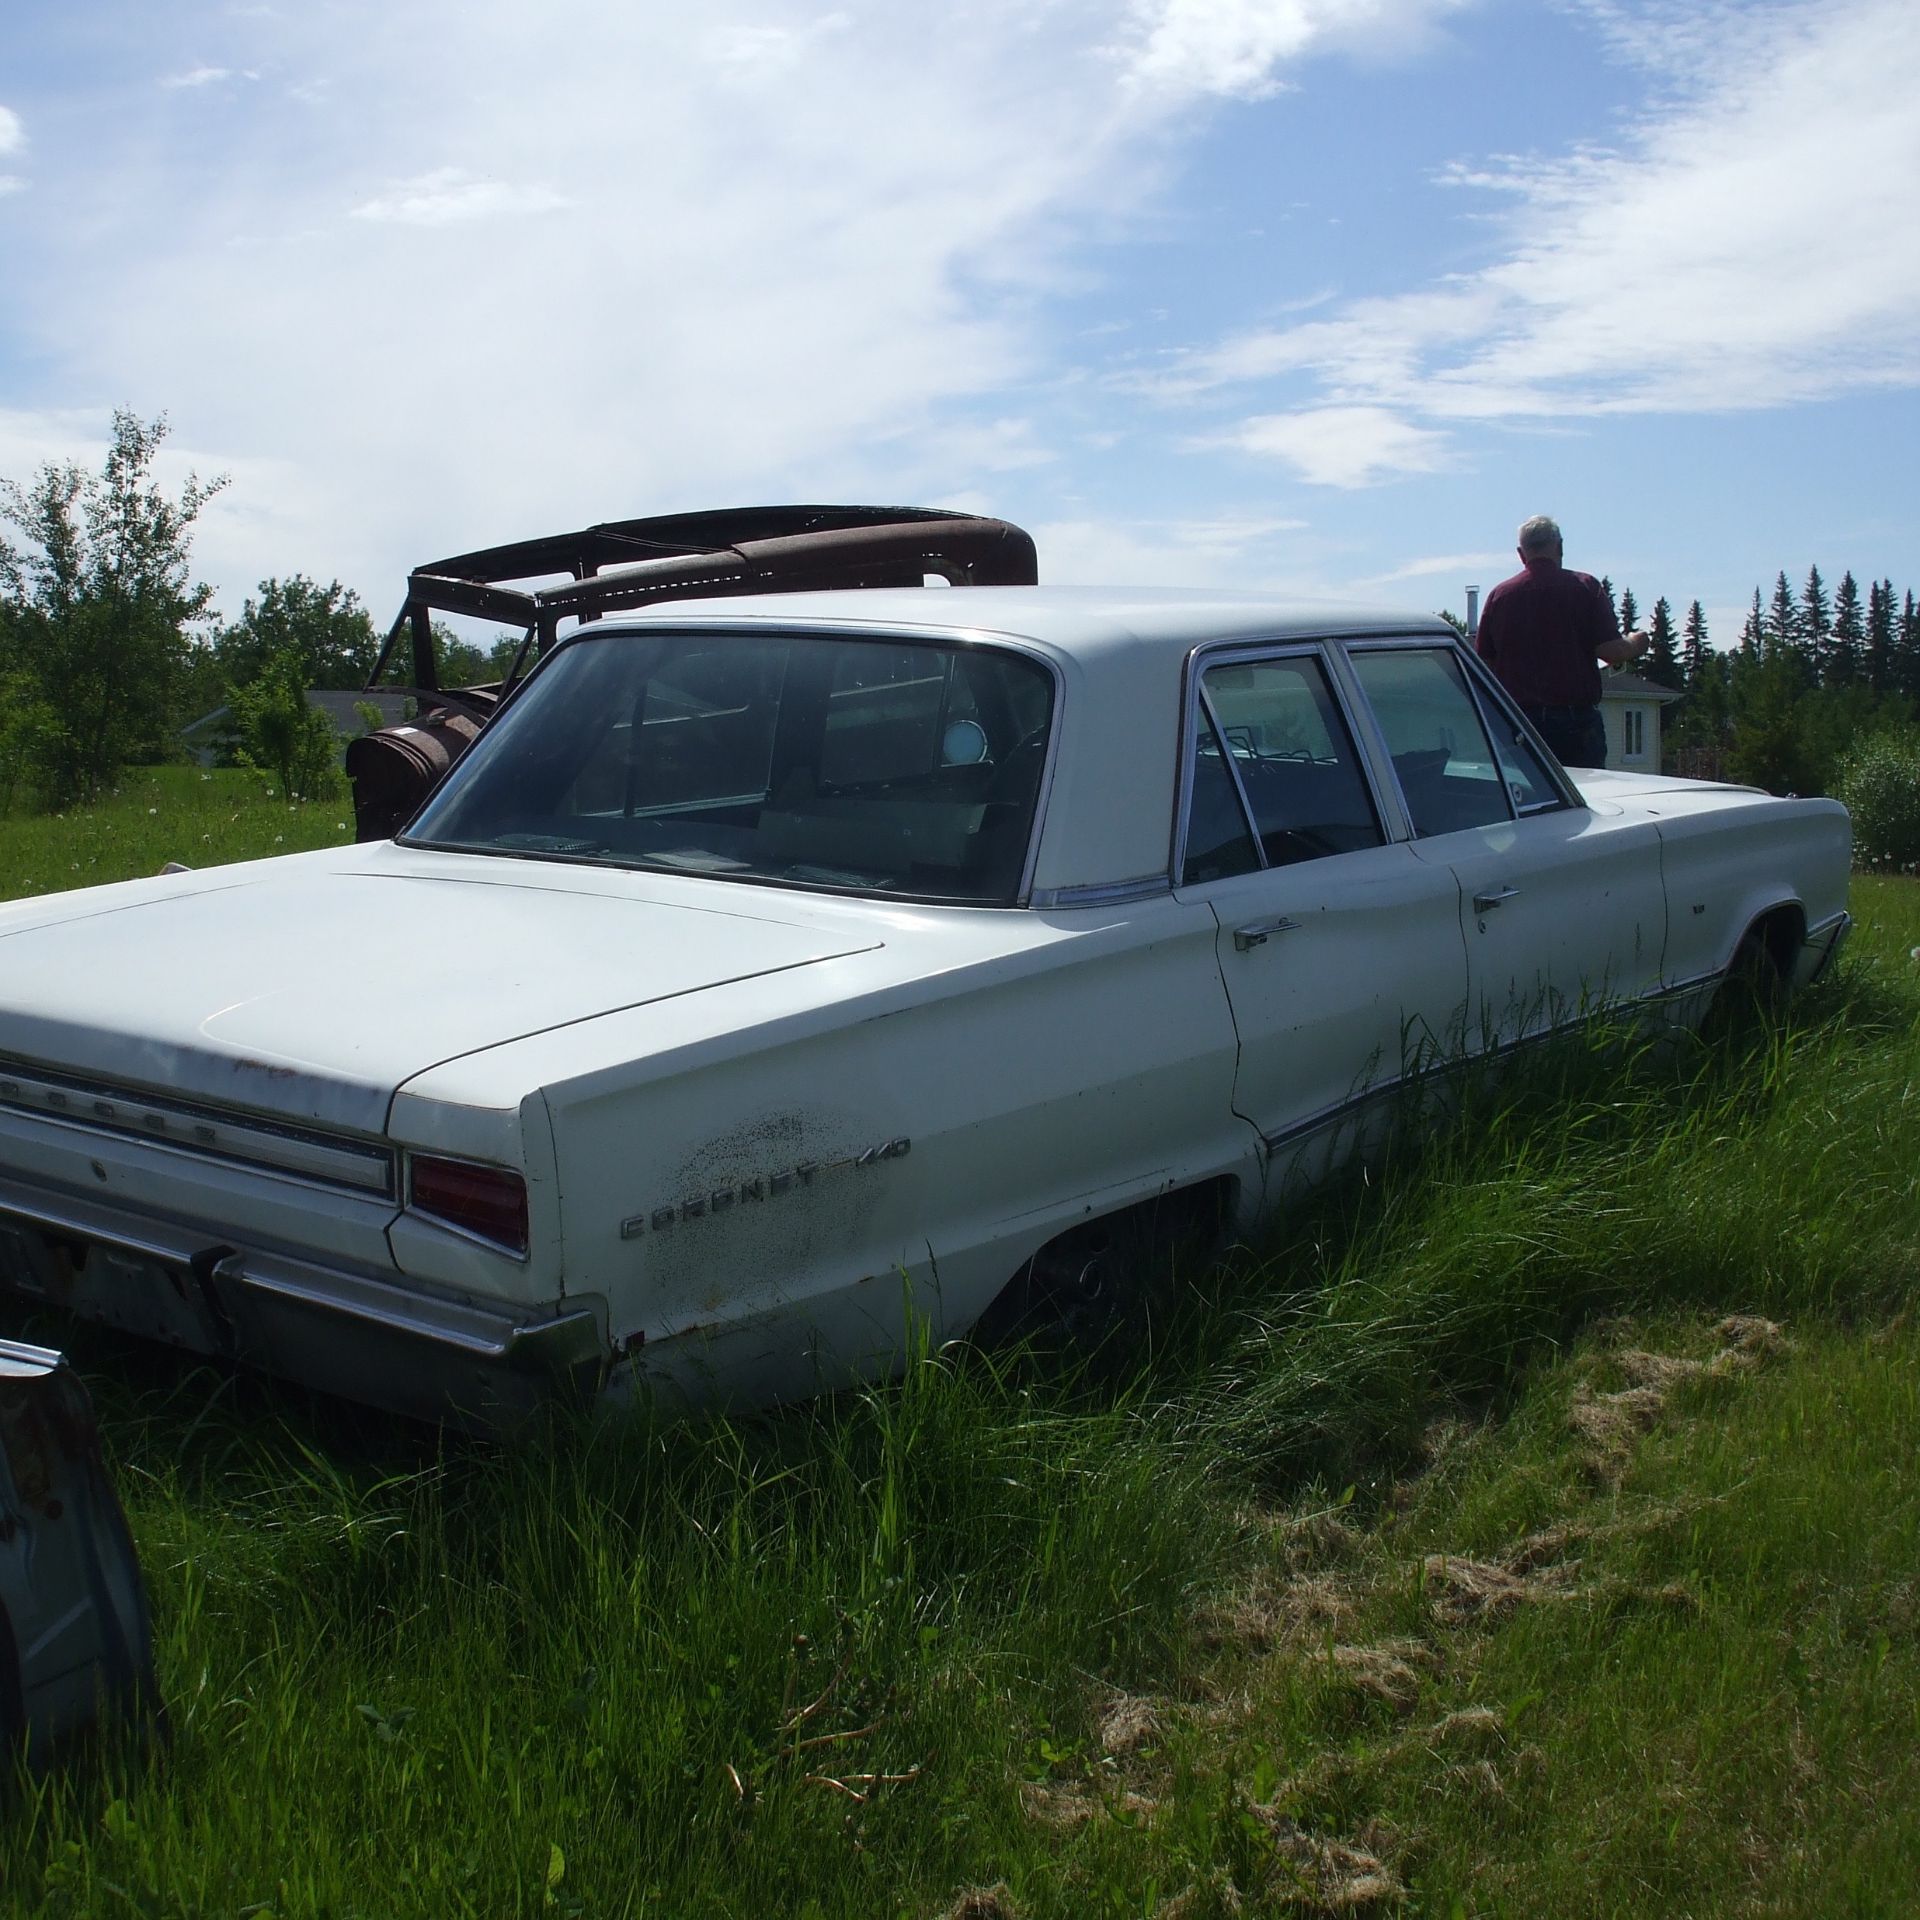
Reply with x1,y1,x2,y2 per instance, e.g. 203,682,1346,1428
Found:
2,837,1917,1912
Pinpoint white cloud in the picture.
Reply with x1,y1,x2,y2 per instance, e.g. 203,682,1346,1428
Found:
706,13,853,79
1115,0,1470,97
162,66,236,89
0,105,23,155
0,177,23,198
1359,550,1508,586
1218,406,1449,486
1039,513,1312,584
1156,0,1920,441
3,1,1205,604
349,167,572,226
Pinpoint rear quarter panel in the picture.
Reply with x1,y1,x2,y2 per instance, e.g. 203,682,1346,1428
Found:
402,896,1248,1406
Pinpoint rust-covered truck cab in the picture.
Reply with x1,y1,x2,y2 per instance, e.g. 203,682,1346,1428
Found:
347,505,1039,841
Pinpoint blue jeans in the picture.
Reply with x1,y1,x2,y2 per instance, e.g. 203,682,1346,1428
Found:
1523,704,1606,769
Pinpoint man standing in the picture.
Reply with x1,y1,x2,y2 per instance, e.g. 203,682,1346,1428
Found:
1475,515,1649,768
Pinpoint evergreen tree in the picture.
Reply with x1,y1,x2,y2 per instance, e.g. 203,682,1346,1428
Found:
1901,591,1920,701
1681,600,1709,687
1800,564,1832,680
1866,579,1895,695
1765,572,1796,660
1617,585,1639,637
1645,596,1682,689
1738,588,1764,659
1828,571,1864,686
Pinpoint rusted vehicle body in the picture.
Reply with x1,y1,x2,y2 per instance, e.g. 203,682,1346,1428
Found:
347,505,1038,839
0,1339,157,1761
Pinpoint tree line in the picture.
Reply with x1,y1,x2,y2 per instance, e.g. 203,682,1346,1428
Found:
0,412,516,811
5,410,1917,822
1604,569,1920,798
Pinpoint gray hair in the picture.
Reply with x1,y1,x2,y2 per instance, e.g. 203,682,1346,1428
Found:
1517,514,1562,556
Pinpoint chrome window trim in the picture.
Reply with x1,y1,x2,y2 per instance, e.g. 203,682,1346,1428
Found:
1175,635,1400,883
1453,643,1584,814
1339,636,1541,834
404,614,1068,911
1194,681,1265,875
1029,875,1174,910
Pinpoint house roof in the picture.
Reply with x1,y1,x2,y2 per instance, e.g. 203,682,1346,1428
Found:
307,689,409,735
1600,670,1682,703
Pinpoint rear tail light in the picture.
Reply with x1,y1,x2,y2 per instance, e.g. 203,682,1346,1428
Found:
408,1156,529,1254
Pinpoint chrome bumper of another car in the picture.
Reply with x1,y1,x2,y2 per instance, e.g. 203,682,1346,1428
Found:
1,1338,157,1763
0,1172,606,1427
1799,909,1852,987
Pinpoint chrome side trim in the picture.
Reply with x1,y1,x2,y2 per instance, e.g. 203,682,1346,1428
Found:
1028,875,1173,909
1255,975,1722,1156
0,1060,394,1197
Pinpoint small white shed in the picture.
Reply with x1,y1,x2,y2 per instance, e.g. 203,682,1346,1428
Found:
1599,671,1681,773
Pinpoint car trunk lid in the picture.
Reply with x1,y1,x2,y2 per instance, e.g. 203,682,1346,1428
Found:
0,853,881,1135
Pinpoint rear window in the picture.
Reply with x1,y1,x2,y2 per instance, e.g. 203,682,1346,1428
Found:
404,629,1055,904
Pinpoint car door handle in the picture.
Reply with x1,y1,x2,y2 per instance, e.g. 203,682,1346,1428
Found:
1472,886,1521,912
1233,916,1300,951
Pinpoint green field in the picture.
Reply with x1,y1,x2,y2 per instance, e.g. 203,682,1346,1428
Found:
0,765,352,899
2,779,1917,1917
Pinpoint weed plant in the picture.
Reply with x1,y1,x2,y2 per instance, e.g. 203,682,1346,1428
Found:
0,840,1916,1911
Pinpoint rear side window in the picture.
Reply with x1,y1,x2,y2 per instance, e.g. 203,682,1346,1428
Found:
1348,647,1512,838
1182,654,1382,883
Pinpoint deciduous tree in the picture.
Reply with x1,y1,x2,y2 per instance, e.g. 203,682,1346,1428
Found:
218,576,380,694
0,411,226,805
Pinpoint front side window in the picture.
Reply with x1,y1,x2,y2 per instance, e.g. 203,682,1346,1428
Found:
406,629,1054,904
1348,647,1512,837
1181,654,1382,884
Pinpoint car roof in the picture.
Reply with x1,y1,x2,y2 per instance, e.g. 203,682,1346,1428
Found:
583,586,1459,899
594,583,1451,657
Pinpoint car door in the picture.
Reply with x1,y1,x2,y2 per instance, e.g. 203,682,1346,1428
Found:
1343,643,1666,1050
1173,646,1469,1183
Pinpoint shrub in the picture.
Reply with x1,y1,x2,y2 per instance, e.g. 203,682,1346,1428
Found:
228,638,344,802
1837,726,1920,871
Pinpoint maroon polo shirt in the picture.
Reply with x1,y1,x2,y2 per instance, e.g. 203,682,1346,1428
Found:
1474,558,1619,708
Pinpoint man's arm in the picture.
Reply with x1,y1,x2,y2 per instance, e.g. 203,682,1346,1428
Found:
1596,630,1650,667
1585,576,1649,666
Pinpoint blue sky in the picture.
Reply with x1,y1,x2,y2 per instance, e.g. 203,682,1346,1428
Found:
3,0,1916,645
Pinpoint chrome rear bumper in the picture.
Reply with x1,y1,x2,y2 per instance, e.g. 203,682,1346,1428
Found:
0,1172,604,1427
1798,909,1852,987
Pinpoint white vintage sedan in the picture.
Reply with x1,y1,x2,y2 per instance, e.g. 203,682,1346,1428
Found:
0,590,1851,1421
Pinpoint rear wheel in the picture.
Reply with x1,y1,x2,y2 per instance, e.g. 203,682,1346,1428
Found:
973,1181,1232,1357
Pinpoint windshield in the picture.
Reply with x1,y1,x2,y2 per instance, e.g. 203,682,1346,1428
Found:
404,627,1056,904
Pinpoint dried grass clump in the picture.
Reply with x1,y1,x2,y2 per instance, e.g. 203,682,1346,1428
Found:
1421,1552,1582,1627
1569,1316,1788,1476
1097,1691,1167,1757
1328,1641,1430,1714
937,1885,1020,1920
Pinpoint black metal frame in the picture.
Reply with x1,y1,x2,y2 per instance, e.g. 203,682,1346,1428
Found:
366,504,1038,706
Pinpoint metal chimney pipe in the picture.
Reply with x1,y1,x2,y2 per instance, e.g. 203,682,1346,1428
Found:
1465,584,1481,639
